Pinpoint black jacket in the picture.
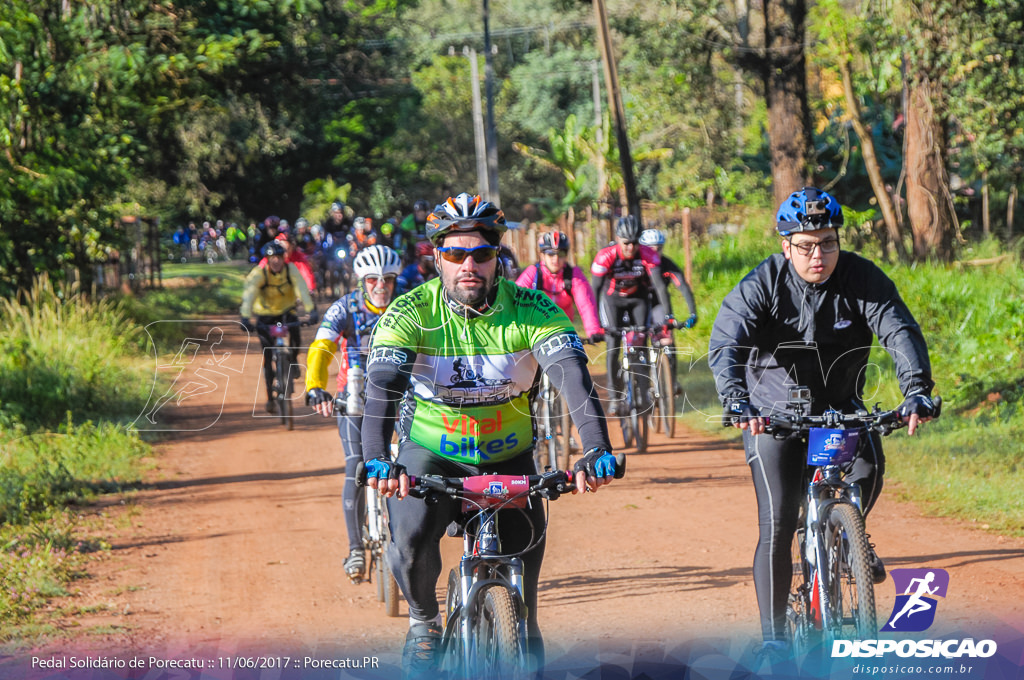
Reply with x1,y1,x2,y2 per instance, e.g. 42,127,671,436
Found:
708,251,933,415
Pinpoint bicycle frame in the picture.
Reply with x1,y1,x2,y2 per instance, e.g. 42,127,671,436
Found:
258,320,304,429
794,459,864,638
405,471,573,679
448,508,529,672
759,388,943,652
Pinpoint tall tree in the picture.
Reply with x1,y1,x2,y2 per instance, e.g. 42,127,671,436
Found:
762,0,813,206
809,0,908,260
902,0,959,260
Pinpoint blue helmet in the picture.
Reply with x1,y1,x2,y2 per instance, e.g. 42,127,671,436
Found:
775,187,844,235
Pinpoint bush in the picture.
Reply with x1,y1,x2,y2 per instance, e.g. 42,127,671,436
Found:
0,277,153,432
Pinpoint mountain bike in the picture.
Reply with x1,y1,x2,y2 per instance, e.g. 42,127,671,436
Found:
533,371,572,473
533,335,599,473
406,470,575,680
258,320,306,430
756,387,942,654
646,318,686,439
614,324,654,453
364,474,401,616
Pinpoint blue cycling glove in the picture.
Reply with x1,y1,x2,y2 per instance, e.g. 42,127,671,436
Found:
358,456,406,485
683,314,698,329
574,448,626,480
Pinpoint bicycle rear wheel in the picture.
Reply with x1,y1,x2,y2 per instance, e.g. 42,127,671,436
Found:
824,503,877,642
786,523,818,655
471,585,524,680
381,552,400,617
534,390,557,472
652,351,676,438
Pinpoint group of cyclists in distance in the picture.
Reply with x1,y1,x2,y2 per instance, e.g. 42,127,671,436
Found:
236,187,939,677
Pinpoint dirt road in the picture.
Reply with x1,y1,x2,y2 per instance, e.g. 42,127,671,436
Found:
13,320,1024,679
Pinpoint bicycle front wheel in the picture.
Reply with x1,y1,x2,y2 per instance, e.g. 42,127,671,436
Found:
275,349,293,429
471,585,524,680
824,503,877,642
629,374,649,453
555,393,573,471
653,351,676,438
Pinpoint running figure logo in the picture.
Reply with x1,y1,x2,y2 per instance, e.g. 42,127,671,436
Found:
882,568,950,632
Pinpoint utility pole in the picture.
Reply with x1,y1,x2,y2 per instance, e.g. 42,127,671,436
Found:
592,60,611,245
464,47,490,198
593,0,640,222
482,0,500,206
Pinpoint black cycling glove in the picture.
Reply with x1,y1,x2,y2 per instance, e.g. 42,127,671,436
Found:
306,388,332,408
724,399,761,426
898,393,937,419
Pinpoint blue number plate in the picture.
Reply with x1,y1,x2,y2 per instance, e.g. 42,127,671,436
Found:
806,428,861,466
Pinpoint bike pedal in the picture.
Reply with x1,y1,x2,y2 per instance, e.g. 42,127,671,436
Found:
346,572,365,584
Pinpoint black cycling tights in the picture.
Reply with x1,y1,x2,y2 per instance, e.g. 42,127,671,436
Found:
599,295,649,396
743,429,884,642
255,312,301,400
386,444,545,630
339,414,365,553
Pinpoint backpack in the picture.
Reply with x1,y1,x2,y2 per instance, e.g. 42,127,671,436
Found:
534,262,573,294
262,261,293,291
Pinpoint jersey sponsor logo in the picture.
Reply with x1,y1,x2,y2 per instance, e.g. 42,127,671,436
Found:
368,346,409,366
440,432,520,460
434,357,516,406
537,332,584,357
442,411,503,435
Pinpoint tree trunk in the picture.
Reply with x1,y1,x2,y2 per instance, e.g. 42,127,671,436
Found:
905,74,955,260
981,170,990,239
838,58,908,262
1009,182,1019,240
764,0,812,209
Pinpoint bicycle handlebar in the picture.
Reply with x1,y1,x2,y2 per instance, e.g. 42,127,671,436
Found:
256,320,312,331
613,319,686,335
407,470,576,502
755,397,943,437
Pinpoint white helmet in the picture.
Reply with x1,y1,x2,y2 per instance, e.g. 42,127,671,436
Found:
353,245,402,279
639,228,665,247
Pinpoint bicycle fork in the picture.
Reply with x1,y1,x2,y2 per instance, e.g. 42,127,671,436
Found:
454,513,529,672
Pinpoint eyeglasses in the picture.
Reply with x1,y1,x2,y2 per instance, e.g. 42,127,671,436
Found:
436,245,500,264
364,274,397,287
789,238,840,256
541,250,567,257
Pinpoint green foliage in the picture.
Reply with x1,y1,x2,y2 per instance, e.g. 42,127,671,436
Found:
0,277,153,432
678,227,1024,534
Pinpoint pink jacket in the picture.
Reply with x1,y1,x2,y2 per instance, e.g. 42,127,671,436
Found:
515,263,602,337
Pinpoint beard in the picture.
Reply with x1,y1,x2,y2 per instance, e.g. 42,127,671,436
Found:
441,267,495,309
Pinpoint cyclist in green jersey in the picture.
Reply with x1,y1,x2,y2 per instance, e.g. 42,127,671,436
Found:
360,192,623,678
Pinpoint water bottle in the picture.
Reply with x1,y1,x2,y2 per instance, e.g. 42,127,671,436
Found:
346,364,364,416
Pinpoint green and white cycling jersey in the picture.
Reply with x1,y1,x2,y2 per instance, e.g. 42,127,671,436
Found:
369,277,577,465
